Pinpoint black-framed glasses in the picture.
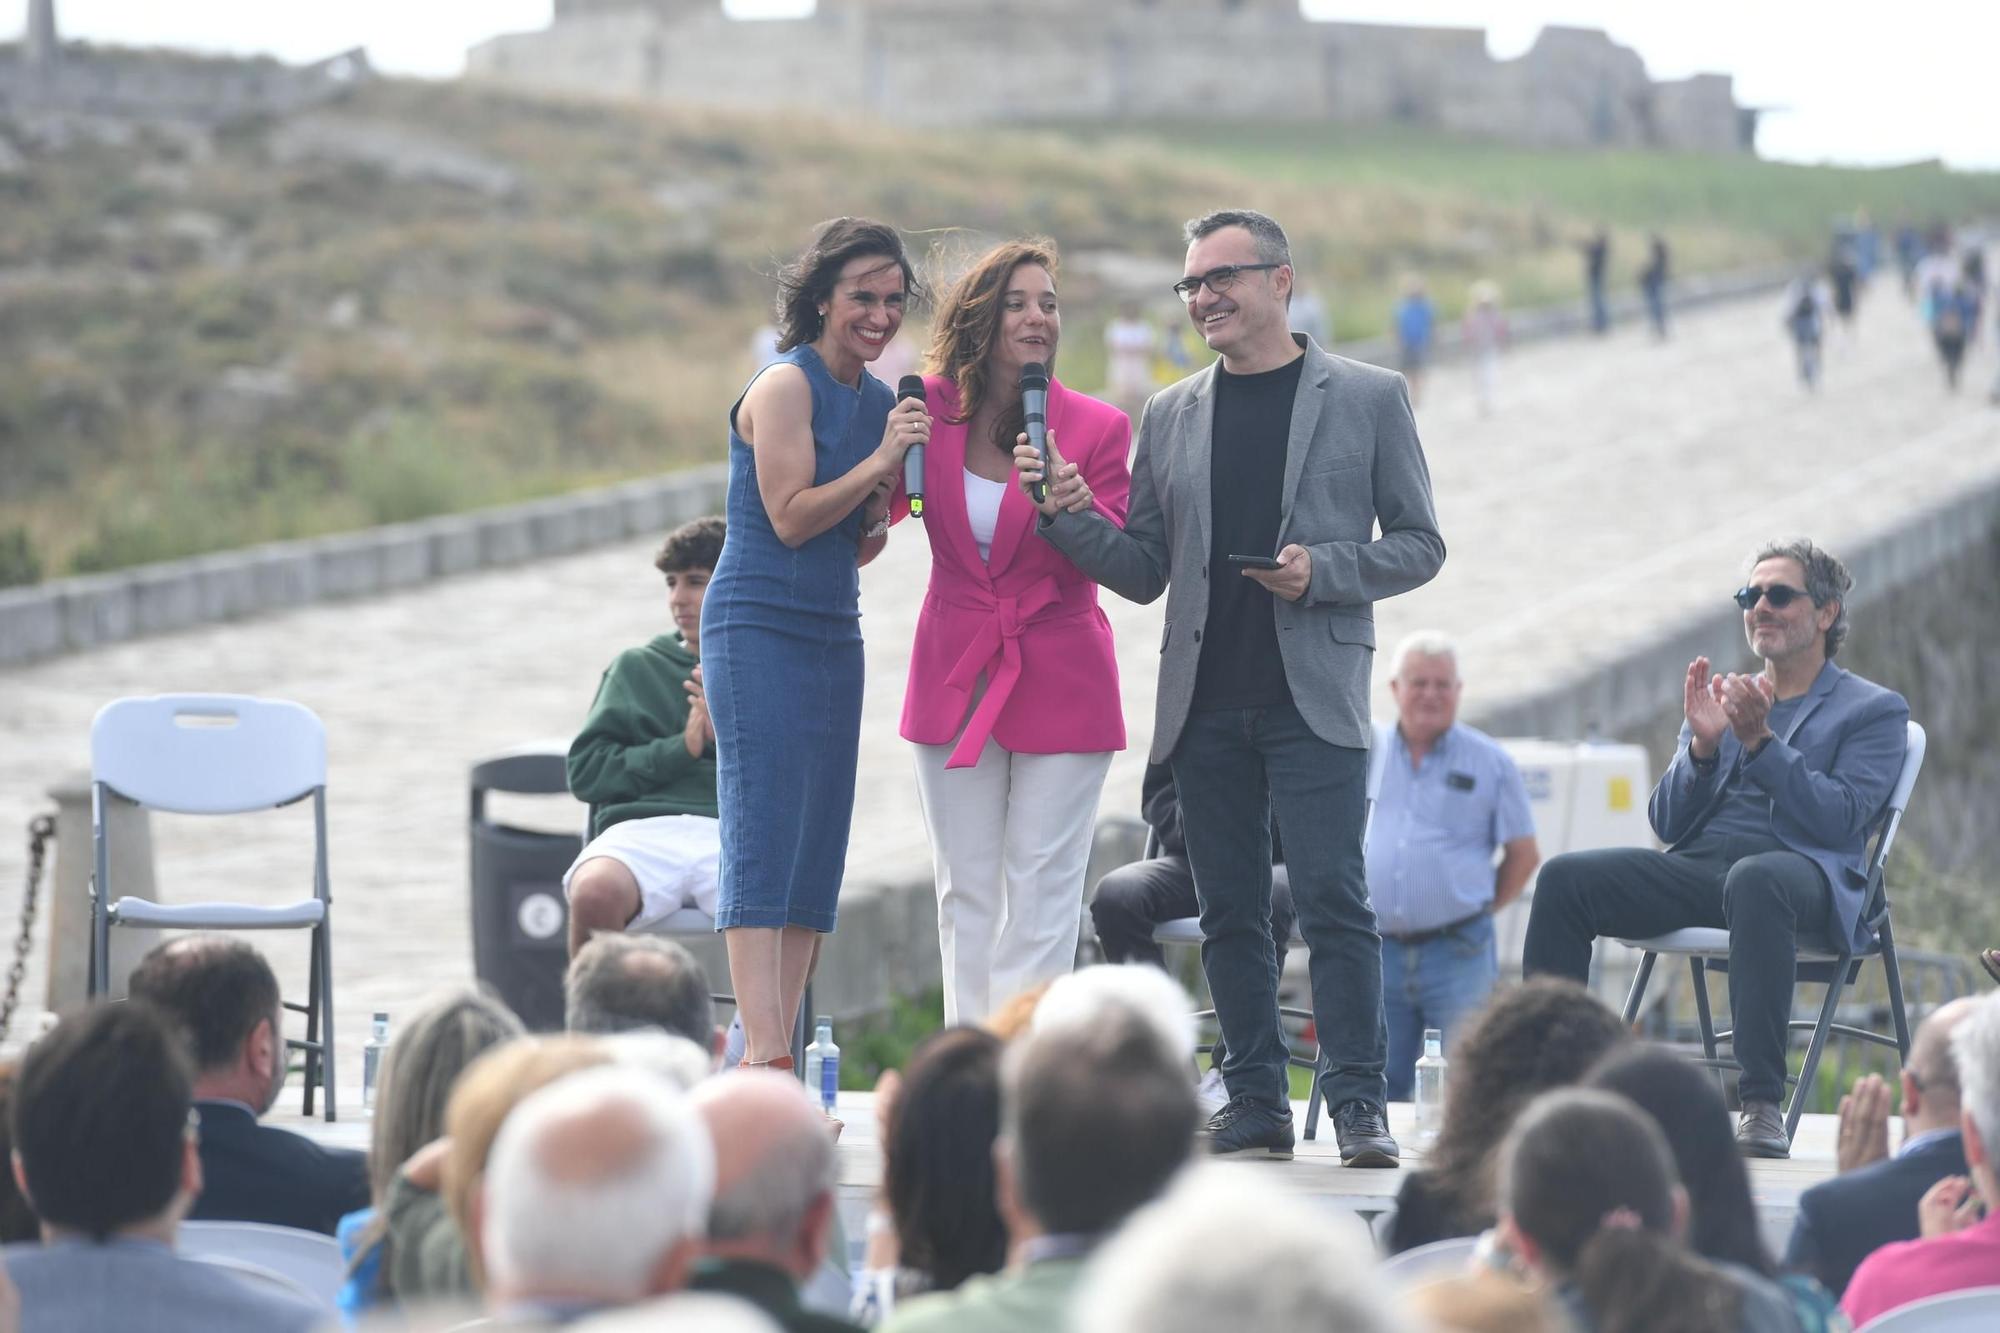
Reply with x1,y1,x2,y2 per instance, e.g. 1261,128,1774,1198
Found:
1172,263,1281,303
1734,583,1810,611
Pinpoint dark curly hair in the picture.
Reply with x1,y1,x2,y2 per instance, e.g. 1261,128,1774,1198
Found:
654,516,725,577
1749,538,1852,657
1397,979,1629,1245
774,217,920,353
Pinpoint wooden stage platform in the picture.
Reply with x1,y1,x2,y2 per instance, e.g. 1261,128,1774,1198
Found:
279,1088,1841,1253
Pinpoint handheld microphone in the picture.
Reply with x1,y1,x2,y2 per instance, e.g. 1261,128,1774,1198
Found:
1019,362,1049,506
898,375,927,518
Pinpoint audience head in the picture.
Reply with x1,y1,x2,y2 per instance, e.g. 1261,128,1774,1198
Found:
689,1071,837,1281
601,1030,714,1093
1745,537,1850,662
1585,1045,1772,1276
1030,962,1196,1066
127,935,285,1113
11,1002,198,1242
0,1063,40,1243
1389,629,1463,746
1422,978,1629,1230
1001,1005,1196,1240
478,1066,714,1310
566,935,718,1056
1904,996,1977,1133
654,516,724,653
444,1034,615,1286
1950,989,2000,1206
882,1026,1008,1292
1406,1271,1563,1333
370,989,524,1211
1499,1089,1740,1333
1071,1165,1399,1333
573,1292,782,1333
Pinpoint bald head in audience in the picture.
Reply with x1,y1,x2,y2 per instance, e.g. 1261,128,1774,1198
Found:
476,1066,714,1318
690,1071,839,1282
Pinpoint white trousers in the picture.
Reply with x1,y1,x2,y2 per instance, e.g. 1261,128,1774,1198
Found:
912,738,1115,1025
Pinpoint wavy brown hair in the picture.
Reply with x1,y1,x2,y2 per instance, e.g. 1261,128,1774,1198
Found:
926,238,1059,454
774,217,918,353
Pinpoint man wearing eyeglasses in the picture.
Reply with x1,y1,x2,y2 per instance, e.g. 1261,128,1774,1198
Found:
1017,209,1444,1165
1523,539,1909,1159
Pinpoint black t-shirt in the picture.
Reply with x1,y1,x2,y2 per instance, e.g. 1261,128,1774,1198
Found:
1192,354,1303,713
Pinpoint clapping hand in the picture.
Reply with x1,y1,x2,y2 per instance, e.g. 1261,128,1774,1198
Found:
1835,1073,1893,1173
1919,1175,1985,1238
684,666,715,758
1684,657,1730,758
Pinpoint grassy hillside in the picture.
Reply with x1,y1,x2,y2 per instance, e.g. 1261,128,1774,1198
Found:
4,65,1999,583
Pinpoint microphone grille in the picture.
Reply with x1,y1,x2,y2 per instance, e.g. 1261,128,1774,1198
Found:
1019,362,1048,389
897,375,926,401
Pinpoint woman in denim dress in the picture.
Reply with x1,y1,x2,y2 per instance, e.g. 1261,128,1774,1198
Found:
702,218,928,1067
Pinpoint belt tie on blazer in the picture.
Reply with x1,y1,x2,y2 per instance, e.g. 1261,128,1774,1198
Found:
939,574,1070,769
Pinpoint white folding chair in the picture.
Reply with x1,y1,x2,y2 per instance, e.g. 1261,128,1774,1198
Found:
1856,1285,2000,1331
1616,720,1926,1139
179,1220,344,1312
1380,1235,1481,1285
189,1253,322,1309
89,694,337,1120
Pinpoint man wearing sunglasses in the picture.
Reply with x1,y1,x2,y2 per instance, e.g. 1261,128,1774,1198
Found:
1523,539,1909,1159
1018,208,1444,1166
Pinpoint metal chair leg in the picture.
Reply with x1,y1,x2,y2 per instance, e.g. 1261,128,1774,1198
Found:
1689,958,1719,1064
1787,970,1848,1140
302,924,322,1120
318,916,337,1123
1621,951,1657,1026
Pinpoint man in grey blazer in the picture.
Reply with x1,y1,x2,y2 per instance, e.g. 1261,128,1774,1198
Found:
1018,209,1444,1162
1524,538,1910,1159
4,1002,319,1332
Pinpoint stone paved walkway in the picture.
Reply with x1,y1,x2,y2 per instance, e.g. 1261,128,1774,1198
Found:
3,286,1997,1070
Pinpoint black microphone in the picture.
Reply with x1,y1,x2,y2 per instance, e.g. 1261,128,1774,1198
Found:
898,375,927,518
1019,362,1049,506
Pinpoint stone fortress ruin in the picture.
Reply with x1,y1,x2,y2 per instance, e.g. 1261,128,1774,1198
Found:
469,0,1756,154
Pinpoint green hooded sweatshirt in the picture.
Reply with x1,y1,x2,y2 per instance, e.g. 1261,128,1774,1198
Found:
566,633,717,834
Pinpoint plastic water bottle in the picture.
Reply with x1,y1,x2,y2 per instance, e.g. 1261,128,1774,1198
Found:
803,1016,840,1114
1413,1028,1447,1147
361,1011,390,1113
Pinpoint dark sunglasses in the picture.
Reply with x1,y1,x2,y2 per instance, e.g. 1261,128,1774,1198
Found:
1172,263,1281,303
1734,583,1810,611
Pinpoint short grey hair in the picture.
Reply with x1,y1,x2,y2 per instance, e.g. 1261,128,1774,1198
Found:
1071,1164,1400,1333
566,934,714,1046
1031,963,1196,1066
1389,629,1460,681
1184,209,1291,269
1950,991,2000,1161
705,1098,837,1248
1750,538,1853,658
481,1066,714,1301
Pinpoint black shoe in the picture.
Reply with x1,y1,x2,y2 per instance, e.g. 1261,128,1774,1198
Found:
1333,1100,1401,1168
1737,1101,1790,1159
1202,1094,1295,1160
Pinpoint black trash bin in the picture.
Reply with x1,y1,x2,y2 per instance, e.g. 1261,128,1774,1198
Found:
469,747,579,1032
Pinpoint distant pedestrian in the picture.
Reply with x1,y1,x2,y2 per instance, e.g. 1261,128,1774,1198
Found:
1581,229,1610,334
1640,234,1671,340
1852,210,1881,284
1921,254,1980,392
1827,243,1858,338
1461,280,1507,415
1103,301,1159,411
1893,224,1923,299
1393,275,1436,404
1783,274,1830,392
1290,281,1332,348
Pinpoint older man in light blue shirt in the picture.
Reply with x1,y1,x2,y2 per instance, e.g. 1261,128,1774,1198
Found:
1367,632,1539,1101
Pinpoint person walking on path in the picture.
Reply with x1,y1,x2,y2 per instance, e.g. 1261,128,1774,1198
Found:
1641,234,1671,340
1784,273,1831,392
1016,208,1444,1167
1461,280,1508,415
1580,229,1610,334
702,217,927,1069
1393,275,1436,405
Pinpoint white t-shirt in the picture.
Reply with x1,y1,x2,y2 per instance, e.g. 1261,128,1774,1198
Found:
1104,317,1157,395
964,470,1008,562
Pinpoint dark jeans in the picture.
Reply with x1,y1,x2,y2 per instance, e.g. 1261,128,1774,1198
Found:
1521,835,1834,1106
1090,853,1296,976
1170,700,1383,1112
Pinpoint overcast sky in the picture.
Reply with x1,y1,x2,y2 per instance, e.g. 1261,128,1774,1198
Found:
7,1,1994,170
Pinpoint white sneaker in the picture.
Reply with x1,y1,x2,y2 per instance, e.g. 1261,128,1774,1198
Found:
1195,1067,1229,1118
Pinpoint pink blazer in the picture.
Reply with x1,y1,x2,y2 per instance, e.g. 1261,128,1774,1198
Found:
895,375,1131,768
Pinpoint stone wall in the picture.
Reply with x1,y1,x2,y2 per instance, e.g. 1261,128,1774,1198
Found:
468,2,1751,154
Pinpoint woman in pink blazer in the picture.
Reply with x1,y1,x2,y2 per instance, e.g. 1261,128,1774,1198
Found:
897,238,1132,1023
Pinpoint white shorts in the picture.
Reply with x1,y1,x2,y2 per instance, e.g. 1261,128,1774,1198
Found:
563,814,721,930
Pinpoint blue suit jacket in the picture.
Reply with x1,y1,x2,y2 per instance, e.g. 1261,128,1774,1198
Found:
1648,661,1908,953
1783,1130,1967,1297
2,1235,319,1333
189,1100,370,1237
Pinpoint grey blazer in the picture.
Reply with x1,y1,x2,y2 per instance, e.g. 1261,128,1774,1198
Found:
2,1235,321,1333
1040,337,1444,762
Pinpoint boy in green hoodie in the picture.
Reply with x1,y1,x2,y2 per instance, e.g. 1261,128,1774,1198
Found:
564,516,726,958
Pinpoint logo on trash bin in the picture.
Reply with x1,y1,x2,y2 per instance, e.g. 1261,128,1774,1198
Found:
517,892,566,941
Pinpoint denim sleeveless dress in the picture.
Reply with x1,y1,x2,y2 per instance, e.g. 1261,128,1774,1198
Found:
702,344,892,931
